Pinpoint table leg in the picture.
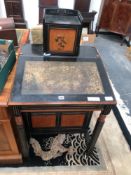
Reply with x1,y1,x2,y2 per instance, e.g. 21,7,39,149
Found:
86,105,112,155
86,111,93,129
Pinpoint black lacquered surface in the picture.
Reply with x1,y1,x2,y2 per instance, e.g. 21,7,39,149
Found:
10,54,116,104
21,45,99,59
45,15,81,25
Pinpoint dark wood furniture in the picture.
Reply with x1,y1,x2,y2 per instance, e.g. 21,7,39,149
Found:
0,18,18,46
74,0,96,33
82,11,97,34
0,29,29,164
43,8,83,56
10,52,116,158
75,0,91,12
0,17,15,29
0,108,22,164
98,0,131,45
4,0,26,28
0,29,18,46
39,0,58,23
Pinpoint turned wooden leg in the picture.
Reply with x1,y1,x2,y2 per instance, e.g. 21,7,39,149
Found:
84,112,93,144
86,105,112,155
86,111,93,129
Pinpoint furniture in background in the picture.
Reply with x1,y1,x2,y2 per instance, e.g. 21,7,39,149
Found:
4,0,26,28
74,0,97,33
0,39,16,93
0,29,29,164
39,0,58,23
0,108,22,164
0,18,18,46
81,11,97,34
98,0,131,45
30,25,43,45
75,0,91,12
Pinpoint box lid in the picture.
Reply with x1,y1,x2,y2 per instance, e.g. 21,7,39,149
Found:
44,8,83,25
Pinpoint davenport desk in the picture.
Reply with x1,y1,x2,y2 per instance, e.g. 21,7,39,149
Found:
9,51,116,159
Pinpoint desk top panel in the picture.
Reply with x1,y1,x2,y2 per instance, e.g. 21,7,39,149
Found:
10,55,116,105
22,61,104,95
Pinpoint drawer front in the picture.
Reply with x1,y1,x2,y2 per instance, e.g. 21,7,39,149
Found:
0,121,10,151
61,113,85,127
0,108,8,120
0,120,19,155
22,111,90,136
31,113,56,128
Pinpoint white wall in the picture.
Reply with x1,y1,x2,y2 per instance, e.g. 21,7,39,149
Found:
22,0,39,28
0,0,103,30
23,0,75,28
58,0,75,9
23,0,103,29
0,0,6,18
89,0,103,30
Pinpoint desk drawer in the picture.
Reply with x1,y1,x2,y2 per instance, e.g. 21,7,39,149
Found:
22,111,92,136
30,112,86,129
31,113,56,128
61,113,85,127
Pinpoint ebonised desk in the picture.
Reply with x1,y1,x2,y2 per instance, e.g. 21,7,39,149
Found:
9,52,116,157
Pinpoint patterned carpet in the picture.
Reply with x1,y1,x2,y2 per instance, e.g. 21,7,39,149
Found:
29,132,100,166
0,131,115,175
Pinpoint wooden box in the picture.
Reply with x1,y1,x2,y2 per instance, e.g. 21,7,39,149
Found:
30,25,43,44
0,39,16,93
43,8,83,56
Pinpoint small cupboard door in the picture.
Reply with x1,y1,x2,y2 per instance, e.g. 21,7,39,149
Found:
31,113,56,128
61,113,85,127
29,112,86,129
23,111,91,136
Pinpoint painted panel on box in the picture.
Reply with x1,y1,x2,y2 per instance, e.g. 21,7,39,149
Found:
49,28,76,53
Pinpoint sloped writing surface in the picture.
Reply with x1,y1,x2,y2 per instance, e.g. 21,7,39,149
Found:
21,61,104,95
